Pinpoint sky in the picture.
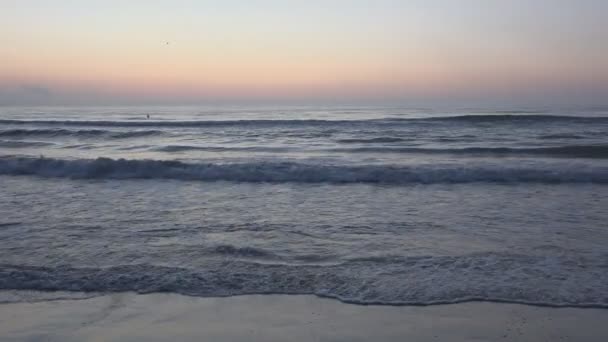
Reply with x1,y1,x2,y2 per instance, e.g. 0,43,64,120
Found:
1,0,607,106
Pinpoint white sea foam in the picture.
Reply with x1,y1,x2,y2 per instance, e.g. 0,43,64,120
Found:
1,252,606,307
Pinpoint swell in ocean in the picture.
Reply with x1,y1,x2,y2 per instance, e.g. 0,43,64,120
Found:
1,156,607,184
329,145,608,158
1,251,607,307
0,128,162,139
148,144,608,159
1,114,607,128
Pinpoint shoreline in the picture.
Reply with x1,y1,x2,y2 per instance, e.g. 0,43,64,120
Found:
1,292,607,341
4,289,608,309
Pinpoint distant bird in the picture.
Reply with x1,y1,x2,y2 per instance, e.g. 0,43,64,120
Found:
166,42,169,45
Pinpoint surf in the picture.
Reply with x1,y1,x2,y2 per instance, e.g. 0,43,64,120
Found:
1,156,606,184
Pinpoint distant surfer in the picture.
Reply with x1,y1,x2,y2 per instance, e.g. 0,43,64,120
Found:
146,114,150,119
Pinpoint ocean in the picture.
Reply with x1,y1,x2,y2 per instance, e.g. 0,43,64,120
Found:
1,105,607,307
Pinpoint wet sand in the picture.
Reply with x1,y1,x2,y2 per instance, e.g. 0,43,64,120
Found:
1,293,607,341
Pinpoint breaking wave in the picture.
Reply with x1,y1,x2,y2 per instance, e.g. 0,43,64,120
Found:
1,156,606,184
1,252,606,307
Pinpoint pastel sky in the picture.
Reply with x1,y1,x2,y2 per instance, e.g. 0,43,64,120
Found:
1,0,607,105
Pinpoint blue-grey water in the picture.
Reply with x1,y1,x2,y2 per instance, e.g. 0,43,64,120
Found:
1,106,607,306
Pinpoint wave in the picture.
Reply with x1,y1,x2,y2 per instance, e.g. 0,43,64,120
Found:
0,128,161,139
0,118,373,127
491,110,549,114
538,133,585,140
154,145,292,153
0,140,54,148
1,156,607,184
1,115,606,128
332,145,608,158
416,114,608,123
336,137,408,143
1,252,606,307
212,245,276,258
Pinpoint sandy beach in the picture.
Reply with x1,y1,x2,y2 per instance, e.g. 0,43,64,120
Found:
1,293,607,341
3,1,608,341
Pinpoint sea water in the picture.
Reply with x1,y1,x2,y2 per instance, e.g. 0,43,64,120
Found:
1,106,607,306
